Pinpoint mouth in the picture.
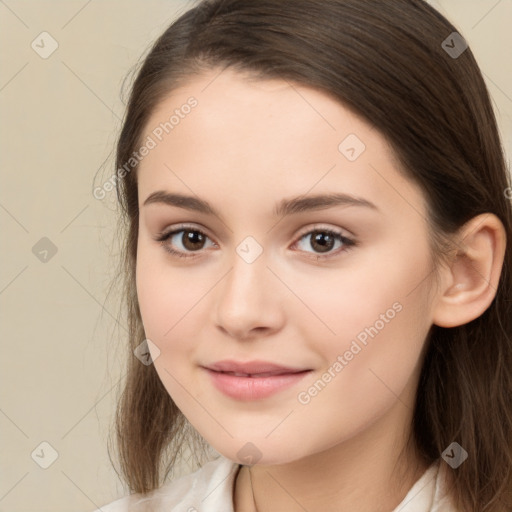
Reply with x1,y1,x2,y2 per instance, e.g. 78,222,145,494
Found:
203,367,312,400
204,359,311,375
213,370,307,378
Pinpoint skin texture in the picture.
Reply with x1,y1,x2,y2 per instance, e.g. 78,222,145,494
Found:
135,68,506,512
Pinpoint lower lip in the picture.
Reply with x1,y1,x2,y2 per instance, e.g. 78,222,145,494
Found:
204,368,312,400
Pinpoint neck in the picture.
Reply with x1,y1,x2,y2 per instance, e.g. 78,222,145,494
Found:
233,400,429,512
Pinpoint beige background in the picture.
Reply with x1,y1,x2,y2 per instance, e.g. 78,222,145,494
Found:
0,1,510,511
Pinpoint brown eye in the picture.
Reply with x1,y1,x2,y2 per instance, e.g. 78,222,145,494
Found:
293,228,356,259
156,226,215,258
181,230,207,251
309,231,336,253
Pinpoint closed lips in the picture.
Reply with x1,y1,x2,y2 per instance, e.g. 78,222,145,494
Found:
203,359,312,376
216,370,309,377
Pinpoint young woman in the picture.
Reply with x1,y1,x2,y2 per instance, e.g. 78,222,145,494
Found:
94,1,512,511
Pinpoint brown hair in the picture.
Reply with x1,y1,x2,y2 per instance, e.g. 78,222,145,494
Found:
108,1,512,510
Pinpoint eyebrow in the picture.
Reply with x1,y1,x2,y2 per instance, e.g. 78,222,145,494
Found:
142,191,378,218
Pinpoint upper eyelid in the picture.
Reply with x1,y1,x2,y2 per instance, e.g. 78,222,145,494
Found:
161,222,353,245
295,223,353,239
161,223,216,243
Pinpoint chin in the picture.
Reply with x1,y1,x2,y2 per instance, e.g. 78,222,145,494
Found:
212,438,308,467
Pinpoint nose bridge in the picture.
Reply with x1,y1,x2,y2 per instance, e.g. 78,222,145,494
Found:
222,238,269,305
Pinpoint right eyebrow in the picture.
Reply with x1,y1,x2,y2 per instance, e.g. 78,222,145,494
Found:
143,191,217,215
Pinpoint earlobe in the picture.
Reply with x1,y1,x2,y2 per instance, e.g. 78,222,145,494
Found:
432,213,507,328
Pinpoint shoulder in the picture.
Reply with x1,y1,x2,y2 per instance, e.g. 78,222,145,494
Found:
391,459,460,512
430,459,460,512
91,455,240,512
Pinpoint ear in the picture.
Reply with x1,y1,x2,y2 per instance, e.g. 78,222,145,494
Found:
432,213,507,328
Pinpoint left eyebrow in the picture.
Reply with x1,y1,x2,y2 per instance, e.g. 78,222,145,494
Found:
142,191,379,218
274,192,379,217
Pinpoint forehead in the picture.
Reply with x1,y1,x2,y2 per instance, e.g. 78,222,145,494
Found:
136,67,426,221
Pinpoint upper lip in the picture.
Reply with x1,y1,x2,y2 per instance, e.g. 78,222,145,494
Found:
203,359,311,376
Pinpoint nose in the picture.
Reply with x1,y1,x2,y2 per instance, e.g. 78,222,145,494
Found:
213,249,284,340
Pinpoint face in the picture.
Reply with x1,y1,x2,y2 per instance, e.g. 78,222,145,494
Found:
135,67,438,466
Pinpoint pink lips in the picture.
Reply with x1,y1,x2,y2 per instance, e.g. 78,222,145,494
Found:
202,359,312,400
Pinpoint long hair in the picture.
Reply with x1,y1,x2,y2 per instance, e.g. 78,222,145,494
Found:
109,1,512,510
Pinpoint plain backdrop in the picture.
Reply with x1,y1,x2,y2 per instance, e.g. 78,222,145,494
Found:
0,1,511,511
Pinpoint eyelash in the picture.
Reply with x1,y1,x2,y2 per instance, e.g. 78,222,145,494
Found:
154,223,357,261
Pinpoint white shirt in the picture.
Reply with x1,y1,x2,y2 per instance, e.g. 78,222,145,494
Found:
93,455,458,511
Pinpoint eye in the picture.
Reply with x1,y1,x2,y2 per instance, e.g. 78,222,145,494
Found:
154,223,357,260
291,225,356,260
155,224,216,259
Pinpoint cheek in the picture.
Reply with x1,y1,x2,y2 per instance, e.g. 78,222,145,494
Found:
291,242,433,392
291,248,431,348
291,286,430,445
135,256,205,407
135,247,214,355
